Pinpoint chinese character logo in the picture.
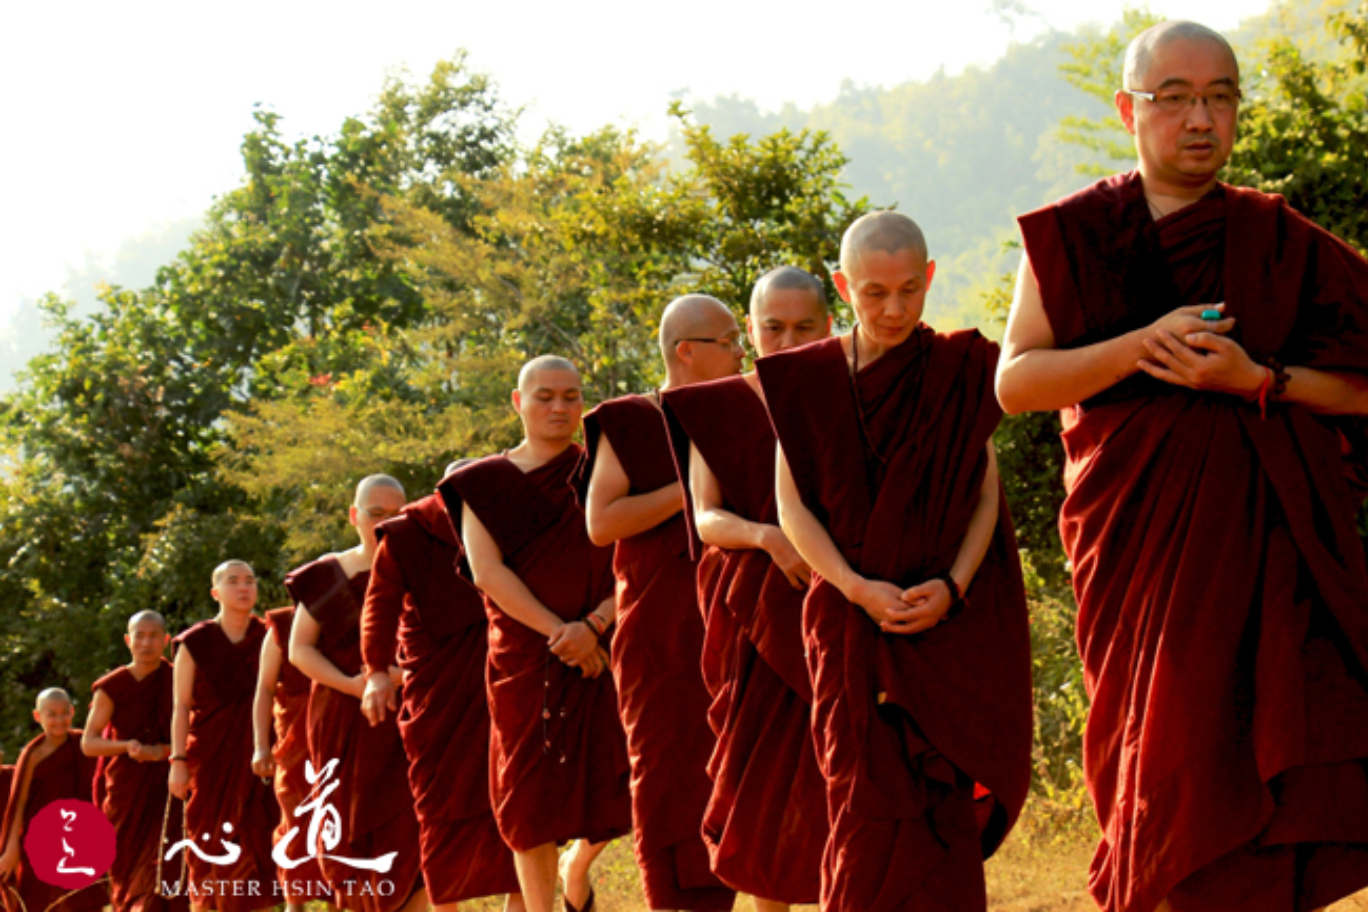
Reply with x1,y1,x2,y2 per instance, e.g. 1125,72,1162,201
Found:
23,800,116,889
272,759,395,872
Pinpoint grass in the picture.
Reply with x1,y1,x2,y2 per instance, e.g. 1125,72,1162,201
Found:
455,815,1366,912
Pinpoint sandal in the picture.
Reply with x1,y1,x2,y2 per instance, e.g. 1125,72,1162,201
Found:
564,888,595,912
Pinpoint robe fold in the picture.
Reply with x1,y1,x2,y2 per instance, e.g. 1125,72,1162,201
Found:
263,607,331,902
92,662,189,912
0,732,105,912
757,329,1033,912
438,444,631,853
1019,171,1368,912
577,395,736,912
660,376,827,904
284,558,422,912
360,494,518,903
172,619,278,912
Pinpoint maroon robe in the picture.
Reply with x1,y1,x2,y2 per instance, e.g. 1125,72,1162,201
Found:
578,395,736,912
1019,172,1368,912
92,662,189,912
263,607,331,902
757,329,1034,912
0,732,105,912
360,494,518,903
661,375,828,903
172,619,278,912
284,558,422,912
438,445,631,853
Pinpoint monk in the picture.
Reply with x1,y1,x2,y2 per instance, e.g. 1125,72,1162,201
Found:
578,295,743,912
82,611,188,912
758,211,1033,911
997,20,1368,912
287,475,424,912
168,561,278,912
252,606,332,910
441,355,631,912
0,689,106,912
359,461,522,912
659,267,832,911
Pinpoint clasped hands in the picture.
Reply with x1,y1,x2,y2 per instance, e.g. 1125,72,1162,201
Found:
549,620,610,679
849,576,954,636
1136,303,1266,397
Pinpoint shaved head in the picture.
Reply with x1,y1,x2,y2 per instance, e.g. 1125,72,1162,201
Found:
36,687,72,710
355,474,405,507
1124,20,1238,88
750,267,827,317
127,610,167,633
444,457,476,479
518,355,580,393
212,559,254,587
840,212,928,275
658,295,737,366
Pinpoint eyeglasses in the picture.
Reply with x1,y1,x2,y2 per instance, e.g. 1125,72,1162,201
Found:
1122,86,1242,114
675,335,745,351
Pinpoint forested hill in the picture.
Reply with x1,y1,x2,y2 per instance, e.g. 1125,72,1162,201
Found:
680,0,1353,329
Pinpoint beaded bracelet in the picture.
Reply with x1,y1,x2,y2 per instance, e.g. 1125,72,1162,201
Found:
931,573,968,621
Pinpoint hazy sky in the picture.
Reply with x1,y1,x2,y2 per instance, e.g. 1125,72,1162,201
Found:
1,0,1273,327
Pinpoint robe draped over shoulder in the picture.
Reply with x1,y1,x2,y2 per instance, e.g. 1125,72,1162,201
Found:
438,445,631,853
661,375,828,904
93,661,188,912
1019,172,1368,912
758,329,1033,912
284,557,421,912
262,607,330,902
0,732,105,912
577,395,736,912
360,494,518,903
172,619,277,912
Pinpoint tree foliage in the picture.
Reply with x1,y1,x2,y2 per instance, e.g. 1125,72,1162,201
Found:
0,57,874,749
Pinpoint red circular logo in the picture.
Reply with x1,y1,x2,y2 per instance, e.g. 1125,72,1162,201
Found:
22,799,116,889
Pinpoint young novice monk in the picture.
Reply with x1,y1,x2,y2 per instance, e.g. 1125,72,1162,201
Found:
660,267,832,911
287,476,424,912
0,688,106,912
84,611,188,912
757,211,1034,911
169,561,278,912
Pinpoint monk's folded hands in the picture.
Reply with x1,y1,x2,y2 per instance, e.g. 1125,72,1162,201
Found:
549,620,606,678
1138,324,1266,396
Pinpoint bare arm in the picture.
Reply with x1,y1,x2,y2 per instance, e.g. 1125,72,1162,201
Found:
463,503,608,678
775,445,914,631
996,253,1237,414
80,688,130,758
586,433,683,546
84,686,167,761
691,441,810,589
289,606,364,699
252,634,280,777
168,646,195,800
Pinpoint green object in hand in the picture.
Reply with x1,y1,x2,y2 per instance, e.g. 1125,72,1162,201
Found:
1201,308,1222,321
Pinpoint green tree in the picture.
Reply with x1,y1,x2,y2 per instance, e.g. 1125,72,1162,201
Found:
0,56,516,746
1226,3,1368,252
